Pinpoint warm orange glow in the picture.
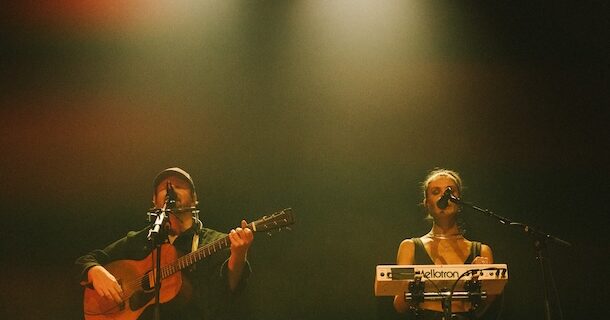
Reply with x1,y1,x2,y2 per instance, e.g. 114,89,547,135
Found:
9,1,157,31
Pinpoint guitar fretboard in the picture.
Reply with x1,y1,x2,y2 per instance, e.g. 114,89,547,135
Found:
160,235,232,279
149,208,293,280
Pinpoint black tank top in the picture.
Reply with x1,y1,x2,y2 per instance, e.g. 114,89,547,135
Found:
412,238,481,264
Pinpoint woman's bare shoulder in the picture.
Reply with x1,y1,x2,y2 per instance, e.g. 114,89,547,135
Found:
396,239,417,264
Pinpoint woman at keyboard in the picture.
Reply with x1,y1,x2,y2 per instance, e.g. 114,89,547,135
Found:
393,168,496,320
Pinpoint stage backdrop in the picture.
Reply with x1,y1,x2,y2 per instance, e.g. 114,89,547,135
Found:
1,1,606,319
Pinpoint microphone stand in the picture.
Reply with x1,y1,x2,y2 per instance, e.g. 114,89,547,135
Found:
448,196,571,320
147,182,176,320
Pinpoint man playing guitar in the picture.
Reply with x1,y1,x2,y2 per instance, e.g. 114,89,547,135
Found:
75,167,254,320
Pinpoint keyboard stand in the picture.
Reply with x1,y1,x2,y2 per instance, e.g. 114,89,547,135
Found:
404,274,486,320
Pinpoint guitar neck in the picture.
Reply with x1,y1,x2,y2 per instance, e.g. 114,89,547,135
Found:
178,235,231,270
159,208,293,280
161,223,254,279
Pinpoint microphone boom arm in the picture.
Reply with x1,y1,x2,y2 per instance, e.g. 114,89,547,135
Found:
449,196,571,247
450,195,570,320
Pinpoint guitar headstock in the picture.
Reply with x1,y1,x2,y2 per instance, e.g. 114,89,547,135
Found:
250,208,295,233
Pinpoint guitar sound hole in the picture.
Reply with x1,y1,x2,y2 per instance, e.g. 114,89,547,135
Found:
142,271,153,291
125,272,155,311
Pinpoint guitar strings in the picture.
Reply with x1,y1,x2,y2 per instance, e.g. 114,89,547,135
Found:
108,237,232,304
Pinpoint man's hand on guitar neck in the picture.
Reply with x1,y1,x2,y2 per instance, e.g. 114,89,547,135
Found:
88,265,124,304
227,219,254,291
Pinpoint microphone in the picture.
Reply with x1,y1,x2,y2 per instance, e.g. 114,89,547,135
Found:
148,181,176,240
165,181,177,209
436,187,453,209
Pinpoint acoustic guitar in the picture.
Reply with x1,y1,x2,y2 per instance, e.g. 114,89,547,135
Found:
82,208,294,320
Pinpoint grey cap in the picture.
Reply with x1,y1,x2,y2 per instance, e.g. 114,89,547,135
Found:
152,167,196,193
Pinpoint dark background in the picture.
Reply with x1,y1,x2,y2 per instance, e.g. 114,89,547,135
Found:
0,1,608,319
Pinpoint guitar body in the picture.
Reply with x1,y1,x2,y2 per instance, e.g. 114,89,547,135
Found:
83,244,182,320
